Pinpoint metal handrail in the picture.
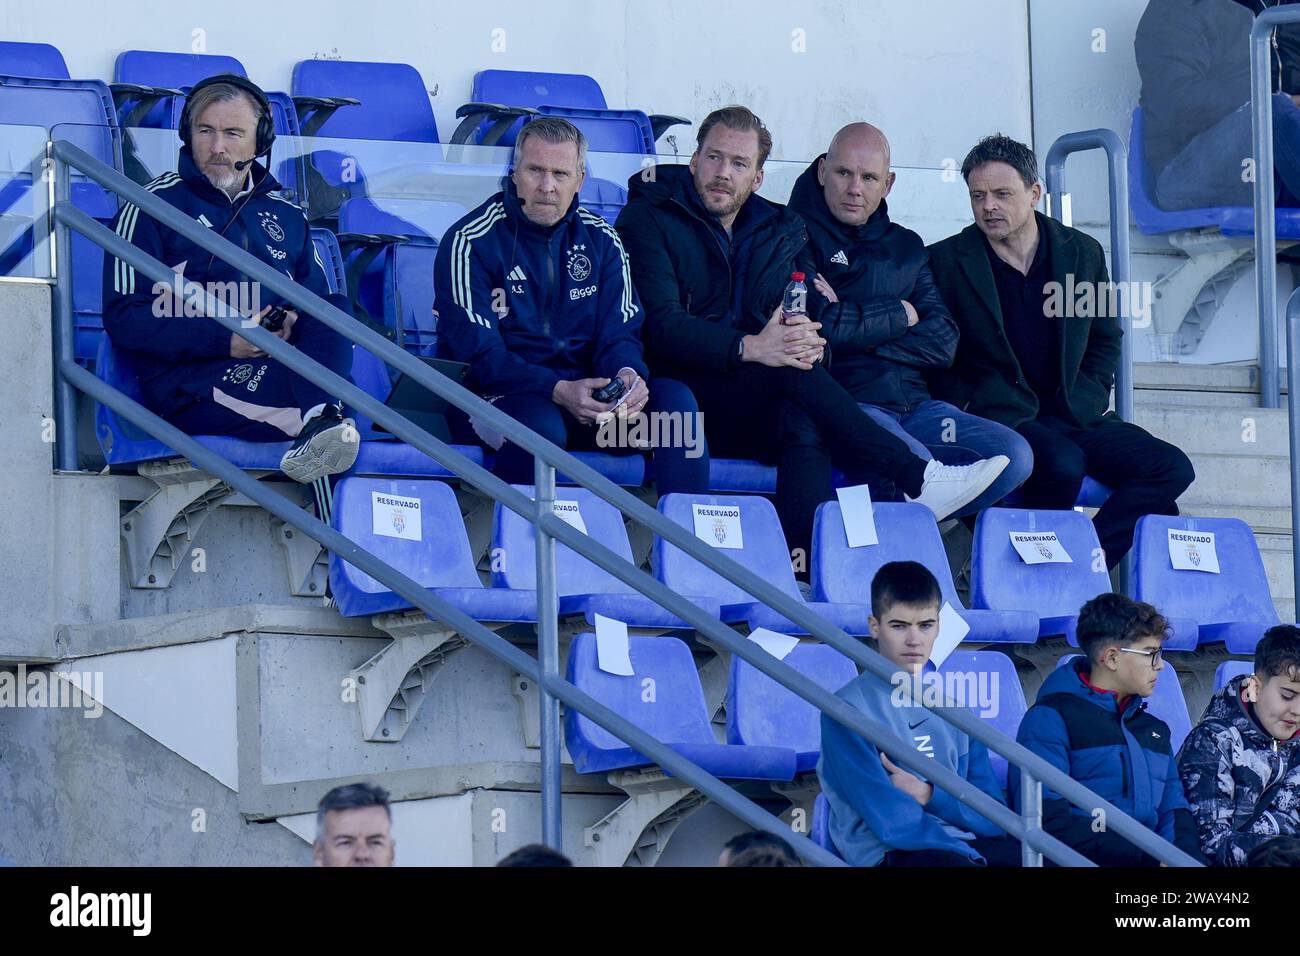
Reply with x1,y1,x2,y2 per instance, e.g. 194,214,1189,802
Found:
1285,288,1300,615
1251,7,1300,408
1043,129,1134,424
49,139,1200,866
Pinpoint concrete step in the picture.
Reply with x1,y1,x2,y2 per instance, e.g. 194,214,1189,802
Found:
1133,388,1261,408
1180,453,1291,507
1135,404,1290,457
1176,502,1293,534
1134,362,1265,393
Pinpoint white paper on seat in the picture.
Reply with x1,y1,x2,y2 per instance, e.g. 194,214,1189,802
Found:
692,503,743,549
553,500,588,535
1168,529,1220,573
594,613,634,676
928,602,972,669
836,484,879,548
747,627,801,661
371,490,422,542
1009,530,1071,564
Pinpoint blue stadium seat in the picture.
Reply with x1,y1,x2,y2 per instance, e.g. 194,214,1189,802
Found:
338,196,467,242
811,500,1039,644
971,506,1196,651
564,631,798,779
1057,653,1191,753
655,493,871,635
534,106,654,155
1213,660,1254,694
1002,475,1113,510
811,791,837,855
578,176,628,225
726,642,857,773
329,476,536,620
708,459,777,494
94,335,483,476
937,650,1027,790
0,75,121,364
1131,514,1283,654
492,484,721,628
291,59,438,142
0,41,70,78
310,227,346,295
1129,107,1300,239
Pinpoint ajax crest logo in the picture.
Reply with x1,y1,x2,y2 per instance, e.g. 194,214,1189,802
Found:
258,211,284,243
566,244,592,282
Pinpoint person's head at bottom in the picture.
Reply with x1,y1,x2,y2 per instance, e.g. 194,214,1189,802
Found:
496,843,573,867
1243,624,1300,742
869,561,943,675
313,782,395,867
1076,593,1169,700
1247,835,1300,867
718,830,801,867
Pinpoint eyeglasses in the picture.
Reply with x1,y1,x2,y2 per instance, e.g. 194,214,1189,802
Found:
1118,647,1163,669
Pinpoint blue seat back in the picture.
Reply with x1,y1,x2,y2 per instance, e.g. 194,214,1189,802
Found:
329,477,481,596
339,196,467,242
971,507,1111,617
655,493,801,605
348,344,392,441
94,333,172,463
1131,514,1279,628
1213,660,1254,694
937,650,1027,790
0,41,70,78
471,70,606,147
387,240,439,357
310,227,346,295
726,643,856,755
811,792,835,853
580,176,629,223
534,106,654,155
292,59,438,143
811,500,962,608
113,51,248,130
493,485,636,594
1058,654,1191,754
565,632,713,761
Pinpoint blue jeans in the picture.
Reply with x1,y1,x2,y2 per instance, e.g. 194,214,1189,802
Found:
1156,93,1300,211
857,400,1032,516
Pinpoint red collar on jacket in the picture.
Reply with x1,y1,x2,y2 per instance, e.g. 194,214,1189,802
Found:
1078,667,1134,713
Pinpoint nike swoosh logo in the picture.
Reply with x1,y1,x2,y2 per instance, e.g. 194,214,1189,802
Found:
908,720,926,730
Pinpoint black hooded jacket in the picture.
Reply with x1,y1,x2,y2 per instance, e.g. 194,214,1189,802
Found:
787,156,957,412
615,163,817,378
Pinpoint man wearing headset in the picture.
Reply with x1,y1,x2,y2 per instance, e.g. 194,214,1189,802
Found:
434,116,708,492
102,74,359,500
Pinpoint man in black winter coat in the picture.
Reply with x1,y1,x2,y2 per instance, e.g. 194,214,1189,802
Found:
788,123,1032,513
615,106,1008,560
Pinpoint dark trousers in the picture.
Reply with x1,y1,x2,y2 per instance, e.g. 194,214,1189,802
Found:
881,835,1024,867
164,312,355,441
1015,415,1195,567
1041,829,1163,868
462,378,710,494
678,363,927,562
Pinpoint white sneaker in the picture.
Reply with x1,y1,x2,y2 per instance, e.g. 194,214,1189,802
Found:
280,409,360,484
905,456,1010,521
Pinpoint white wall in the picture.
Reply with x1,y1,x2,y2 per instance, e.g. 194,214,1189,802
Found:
2,0,1031,175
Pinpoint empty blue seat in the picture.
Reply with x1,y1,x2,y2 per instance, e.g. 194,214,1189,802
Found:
329,477,535,620
656,493,870,635
292,59,438,142
534,106,654,155
727,642,857,773
1131,514,1283,654
493,484,720,628
1129,107,1300,239
338,196,467,243
971,506,1196,651
1213,660,1254,694
708,458,777,494
0,75,121,363
564,631,797,779
936,650,1027,790
0,41,70,78
1057,653,1191,753
812,500,1039,644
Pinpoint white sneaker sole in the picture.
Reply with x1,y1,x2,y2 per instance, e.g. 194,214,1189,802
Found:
281,420,360,484
913,456,1010,522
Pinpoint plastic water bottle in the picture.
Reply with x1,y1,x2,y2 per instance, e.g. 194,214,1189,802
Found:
781,271,808,325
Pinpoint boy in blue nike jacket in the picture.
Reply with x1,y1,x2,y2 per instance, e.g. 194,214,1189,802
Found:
818,561,1020,866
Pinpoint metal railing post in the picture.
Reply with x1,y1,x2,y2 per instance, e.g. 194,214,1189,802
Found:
535,457,562,850
1286,289,1300,612
50,147,78,471
1044,128,1133,424
1251,12,1294,408
1020,771,1044,868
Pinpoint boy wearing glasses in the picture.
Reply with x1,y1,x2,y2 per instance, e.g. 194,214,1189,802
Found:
1010,593,1204,865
